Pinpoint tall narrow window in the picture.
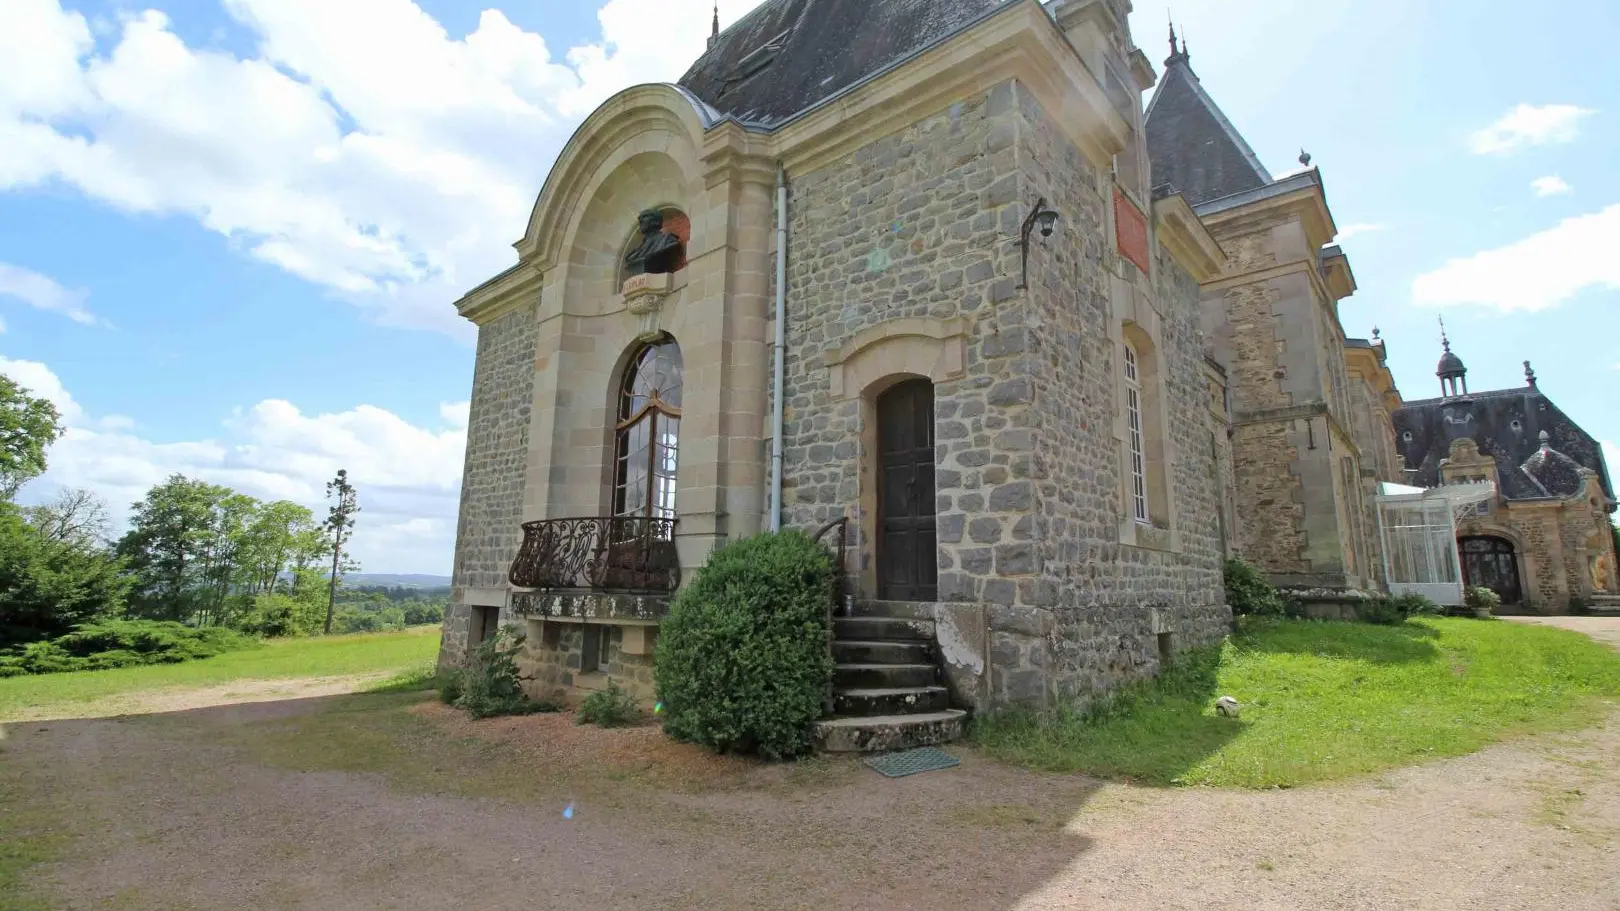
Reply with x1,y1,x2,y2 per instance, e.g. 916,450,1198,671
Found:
1124,342,1149,524
614,338,683,520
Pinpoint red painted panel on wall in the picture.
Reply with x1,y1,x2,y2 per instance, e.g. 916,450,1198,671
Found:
1114,188,1150,275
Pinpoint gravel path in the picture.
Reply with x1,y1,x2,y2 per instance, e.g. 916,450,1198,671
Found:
4,619,1618,911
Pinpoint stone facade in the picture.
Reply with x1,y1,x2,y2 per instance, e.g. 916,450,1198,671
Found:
775,67,1226,706
517,620,657,704
1442,437,1618,611
439,300,539,670
434,1,1244,711
1192,189,1381,591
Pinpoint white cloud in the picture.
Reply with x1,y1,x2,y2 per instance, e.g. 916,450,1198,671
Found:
439,400,470,428
1411,204,1620,312
0,262,102,326
1,356,468,574
1470,103,1596,155
1531,175,1572,197
1337,223,1388,240
0,0,762,338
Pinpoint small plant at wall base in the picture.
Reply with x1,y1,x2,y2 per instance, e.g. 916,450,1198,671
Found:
577,680,639,728
1224,557,1286,617
654,530,836,760
1465,586,1501,619
451,625,557,719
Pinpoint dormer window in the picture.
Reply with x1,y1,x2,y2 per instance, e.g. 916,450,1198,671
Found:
729,28,791,83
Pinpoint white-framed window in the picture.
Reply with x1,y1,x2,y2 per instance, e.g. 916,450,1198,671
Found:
1124,342,1149,524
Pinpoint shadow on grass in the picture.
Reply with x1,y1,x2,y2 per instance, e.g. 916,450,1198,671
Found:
972,647,1244,786
1235,616,1441,665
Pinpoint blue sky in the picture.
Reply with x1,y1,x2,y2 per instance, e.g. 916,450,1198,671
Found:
1,0,1615,574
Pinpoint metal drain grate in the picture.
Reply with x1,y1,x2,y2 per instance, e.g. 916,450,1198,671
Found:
863,746,961,778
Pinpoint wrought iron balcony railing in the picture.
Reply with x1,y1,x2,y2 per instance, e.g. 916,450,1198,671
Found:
508,516,680,594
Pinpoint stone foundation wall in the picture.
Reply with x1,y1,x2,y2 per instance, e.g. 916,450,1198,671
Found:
518,621,657,704
438,302,539,671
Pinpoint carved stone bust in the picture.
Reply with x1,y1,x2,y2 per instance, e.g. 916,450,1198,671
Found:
624,209,684,277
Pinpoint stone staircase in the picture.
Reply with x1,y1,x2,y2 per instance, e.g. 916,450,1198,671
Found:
812,600,968,753
1590,594,1620,616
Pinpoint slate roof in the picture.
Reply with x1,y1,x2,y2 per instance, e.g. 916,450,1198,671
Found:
677,0,1019,129
1392,385,1616,507
1143,49,1273,206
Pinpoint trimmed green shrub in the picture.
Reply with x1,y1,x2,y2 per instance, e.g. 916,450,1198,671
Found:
0,619,258,675
453,625,556,719
576,680,639,728
654,530,836,760
1465,586,1501,616
1224,557,1286,617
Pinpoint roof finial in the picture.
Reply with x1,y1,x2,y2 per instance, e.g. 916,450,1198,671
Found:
1372,326,1381,340
1165,14,1188,67
709,2,720,47
1298,149,1312,167
1524,359,1537,388
1539,429,1551,450
1439,315,1451,352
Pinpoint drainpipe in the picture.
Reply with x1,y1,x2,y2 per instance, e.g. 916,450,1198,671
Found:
770,162,788,532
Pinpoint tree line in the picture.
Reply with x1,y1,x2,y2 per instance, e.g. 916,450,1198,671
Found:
0,373,402,652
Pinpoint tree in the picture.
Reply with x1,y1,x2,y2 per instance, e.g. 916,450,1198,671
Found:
0,503,129,648
237,500,320,596
117,475,233,622
323,469,360,635
24,488,111,547
0,376,62,500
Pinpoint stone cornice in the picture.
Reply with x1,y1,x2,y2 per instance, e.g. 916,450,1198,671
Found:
1233,399,1359,456
1151,193,1224,282
1320,246,1356,300
1202,257,1340,311
773,1,1130,175
456,261,541,326
700,122,778,190
1198,176,1339,254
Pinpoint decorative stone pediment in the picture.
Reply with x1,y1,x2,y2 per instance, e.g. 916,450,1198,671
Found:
823,316,971,399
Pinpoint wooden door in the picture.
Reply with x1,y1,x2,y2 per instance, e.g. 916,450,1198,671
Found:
1459,536,1523,604
877,379,937,601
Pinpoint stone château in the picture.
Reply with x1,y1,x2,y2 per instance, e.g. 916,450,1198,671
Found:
435,0,1618,746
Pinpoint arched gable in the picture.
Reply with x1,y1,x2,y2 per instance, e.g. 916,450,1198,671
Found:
515,84,713,273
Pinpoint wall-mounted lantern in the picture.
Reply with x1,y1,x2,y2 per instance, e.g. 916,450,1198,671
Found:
1014,197,1061,290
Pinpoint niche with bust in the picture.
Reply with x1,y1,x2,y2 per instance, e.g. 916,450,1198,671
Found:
622,208,689,279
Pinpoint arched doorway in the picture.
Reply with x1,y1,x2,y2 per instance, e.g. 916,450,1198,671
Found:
1459,536,1523,604
876,379,937,602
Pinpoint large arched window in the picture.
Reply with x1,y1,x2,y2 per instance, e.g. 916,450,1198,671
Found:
613,337,682,520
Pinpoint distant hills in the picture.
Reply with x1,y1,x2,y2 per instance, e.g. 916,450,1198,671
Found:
343,573,452,589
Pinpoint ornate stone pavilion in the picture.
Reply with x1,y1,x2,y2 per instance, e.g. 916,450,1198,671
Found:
439,0,1235,734
436,0,1618,739
1394,350,1619,611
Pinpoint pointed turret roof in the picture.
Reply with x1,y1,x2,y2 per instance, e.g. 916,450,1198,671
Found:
1144,30,1272,206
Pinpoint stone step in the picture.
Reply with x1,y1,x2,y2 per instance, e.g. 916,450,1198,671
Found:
832,640,933,665
813,710,969,753
835,663,937,689
833,617,934,642
834,686,951,716
848,600,935,621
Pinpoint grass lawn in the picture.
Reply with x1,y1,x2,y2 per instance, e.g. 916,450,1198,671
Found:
0,626,441,721
974,617,1620,789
